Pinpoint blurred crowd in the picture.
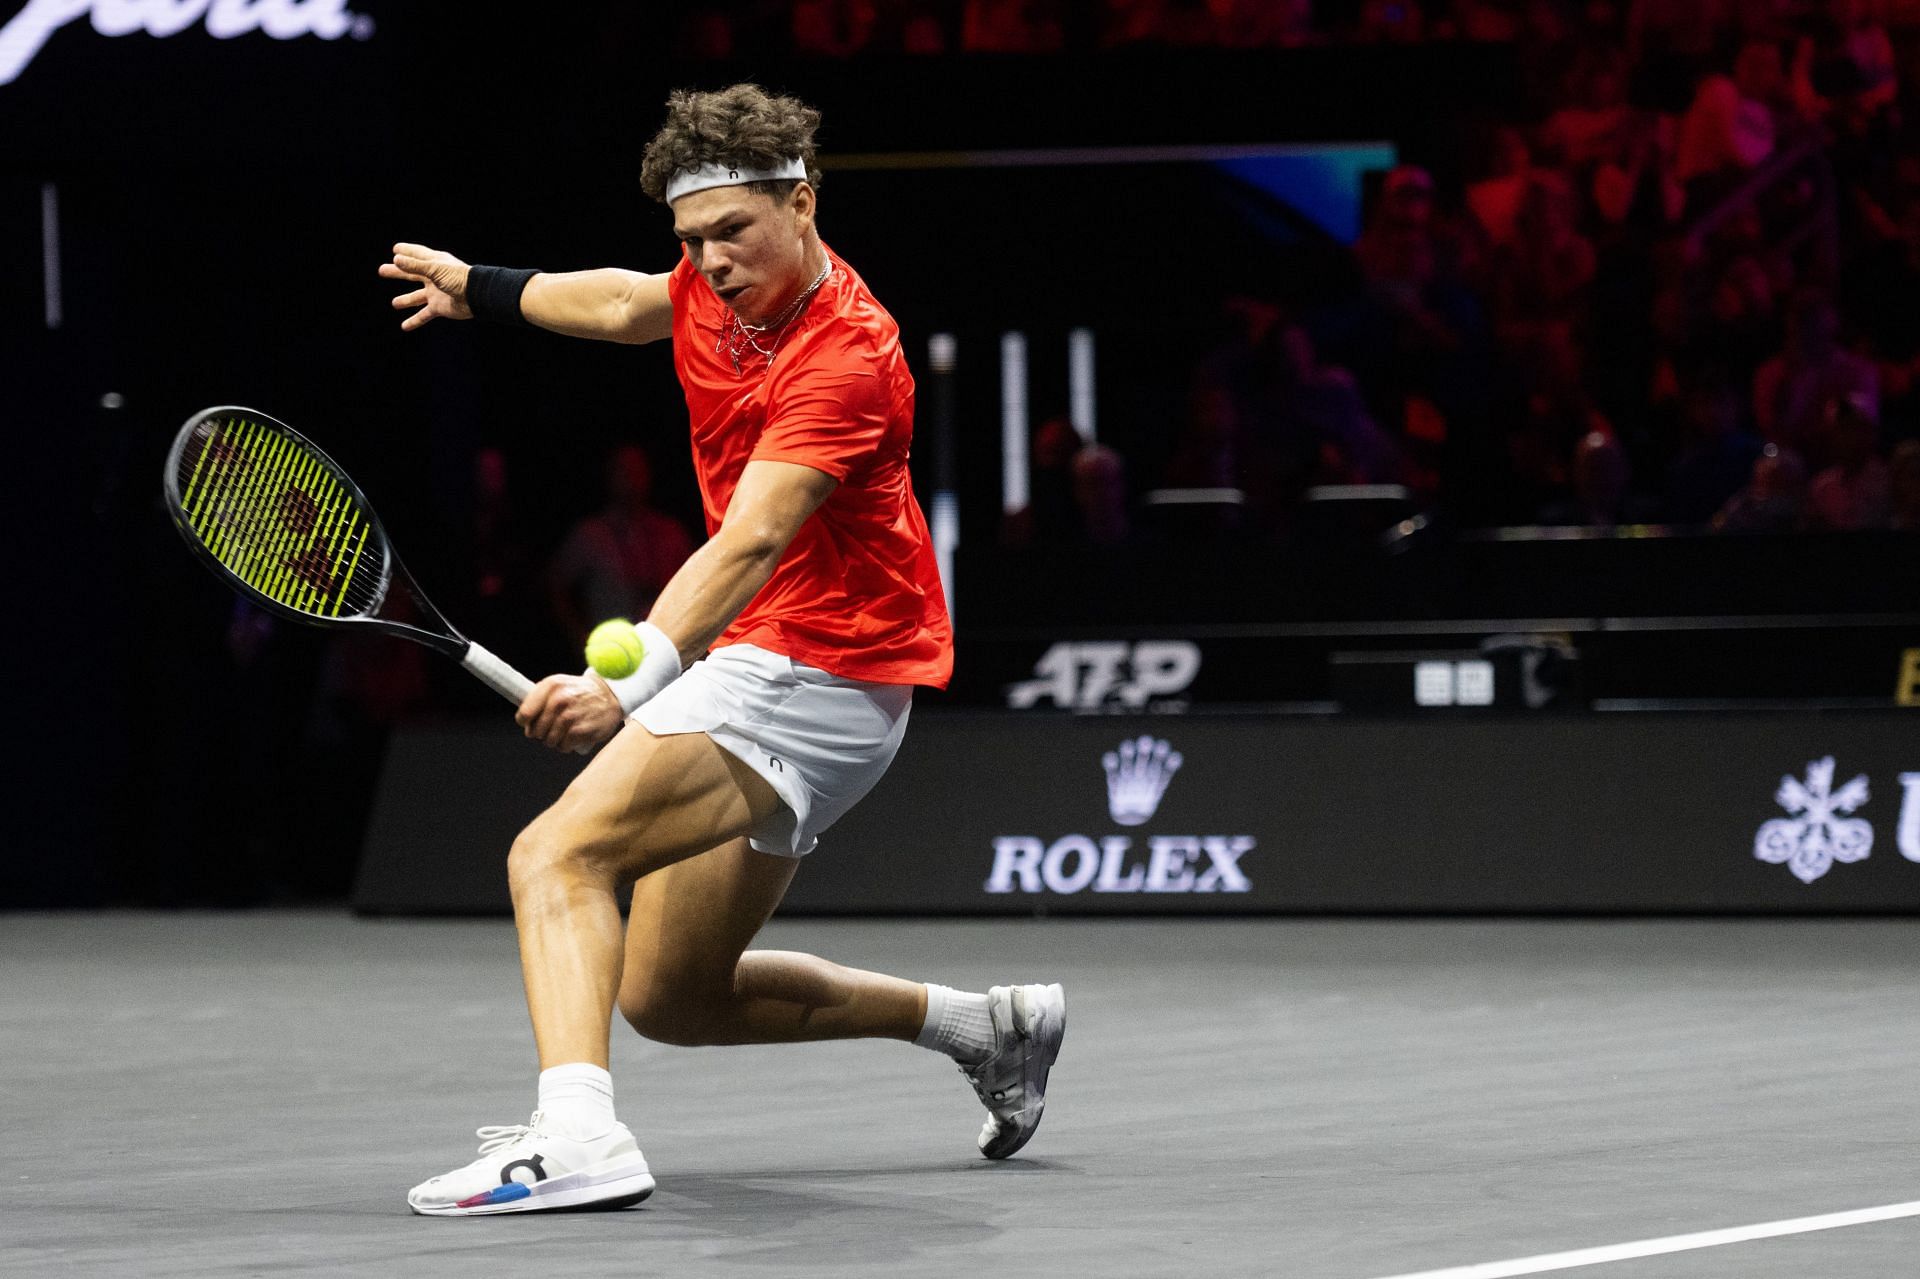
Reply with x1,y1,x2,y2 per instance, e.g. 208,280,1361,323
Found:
674,0,1882,58
669,0,1316,58
971,0,1920,541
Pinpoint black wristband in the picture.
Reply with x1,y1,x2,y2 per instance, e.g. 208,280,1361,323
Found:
465,264,539,327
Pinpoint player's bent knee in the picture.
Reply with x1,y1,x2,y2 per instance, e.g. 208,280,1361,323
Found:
506,819,601,897
505,828,555,891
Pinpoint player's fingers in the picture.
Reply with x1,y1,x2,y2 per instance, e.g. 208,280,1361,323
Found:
549,699,591,747
390,288,428,310
399,308,435,331
515,683,553,730
392,242,439,260
528,688,573,742
377,262,423,282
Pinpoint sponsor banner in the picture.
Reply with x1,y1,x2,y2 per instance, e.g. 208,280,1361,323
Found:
944,625,1920,710
793,710,1920,912
355,709,1920,916
0,0,374,87
966,634,1579,712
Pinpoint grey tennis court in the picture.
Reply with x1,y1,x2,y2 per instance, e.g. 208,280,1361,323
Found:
7,911,1918,1278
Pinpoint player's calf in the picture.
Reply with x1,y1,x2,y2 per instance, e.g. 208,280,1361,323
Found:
618,982,731,1046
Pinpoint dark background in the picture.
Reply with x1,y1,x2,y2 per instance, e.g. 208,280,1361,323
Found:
8,2,1919,908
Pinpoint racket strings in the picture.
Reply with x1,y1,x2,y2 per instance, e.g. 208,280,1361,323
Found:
176,415,385,618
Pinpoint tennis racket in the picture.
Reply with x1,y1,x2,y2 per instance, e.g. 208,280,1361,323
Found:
163,404,541,714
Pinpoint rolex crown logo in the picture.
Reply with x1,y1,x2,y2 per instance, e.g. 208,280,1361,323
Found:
1102,735,1183,827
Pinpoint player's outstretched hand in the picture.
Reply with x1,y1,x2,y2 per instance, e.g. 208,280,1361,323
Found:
379,242,473,331
517,674,625,753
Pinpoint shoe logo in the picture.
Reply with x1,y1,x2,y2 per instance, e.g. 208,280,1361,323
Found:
1755,756,1873,884
1103,735,1181,826
499,1153,549,1186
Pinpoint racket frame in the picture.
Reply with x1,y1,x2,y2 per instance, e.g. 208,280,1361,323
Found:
163,405,466,658
163,404,549,718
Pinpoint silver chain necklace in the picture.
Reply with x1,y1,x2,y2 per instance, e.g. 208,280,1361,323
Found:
717,258,832,374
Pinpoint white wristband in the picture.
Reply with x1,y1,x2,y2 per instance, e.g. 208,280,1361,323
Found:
596,621,683,715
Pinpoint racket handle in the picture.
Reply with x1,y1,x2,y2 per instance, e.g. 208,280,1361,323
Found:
460,641,593,757
461,641,535,704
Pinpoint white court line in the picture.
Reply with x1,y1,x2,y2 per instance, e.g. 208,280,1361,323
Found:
1370,1199,1920,1279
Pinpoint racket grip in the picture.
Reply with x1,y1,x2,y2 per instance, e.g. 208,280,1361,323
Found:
460,641,535,704
460,642,593,757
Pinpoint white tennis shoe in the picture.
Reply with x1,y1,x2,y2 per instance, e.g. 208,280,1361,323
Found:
407,1110,655,1216
959,982,1066,1159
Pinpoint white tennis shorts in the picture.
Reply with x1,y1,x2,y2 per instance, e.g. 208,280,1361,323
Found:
632,643,913,857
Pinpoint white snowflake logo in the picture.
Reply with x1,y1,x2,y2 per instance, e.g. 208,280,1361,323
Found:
1754,757,1873,884
1102,736,1182,826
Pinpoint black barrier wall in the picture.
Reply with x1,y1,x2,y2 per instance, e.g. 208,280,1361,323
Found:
355,710,1920,915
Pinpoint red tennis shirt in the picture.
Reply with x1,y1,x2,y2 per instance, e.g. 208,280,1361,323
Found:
667,244,953,688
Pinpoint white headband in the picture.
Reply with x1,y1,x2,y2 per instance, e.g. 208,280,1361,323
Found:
664,157,808,204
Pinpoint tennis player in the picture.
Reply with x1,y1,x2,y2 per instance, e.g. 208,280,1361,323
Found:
380,84,1065,1216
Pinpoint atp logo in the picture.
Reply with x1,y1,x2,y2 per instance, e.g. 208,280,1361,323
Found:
1755,757,1873,884
1006,641,1200,711
986,734,1252,896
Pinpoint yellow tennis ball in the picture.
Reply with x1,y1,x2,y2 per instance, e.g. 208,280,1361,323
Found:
585,618,645,680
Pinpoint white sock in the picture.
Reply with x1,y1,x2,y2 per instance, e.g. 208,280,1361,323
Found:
915,984,996,1065
537,1062,617,1140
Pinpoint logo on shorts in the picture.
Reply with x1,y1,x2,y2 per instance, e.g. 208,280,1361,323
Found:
1755,757,1873,884
986,735,1253,896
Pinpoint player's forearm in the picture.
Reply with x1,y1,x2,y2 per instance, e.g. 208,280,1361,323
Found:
520,268,664,344
646,529,784,661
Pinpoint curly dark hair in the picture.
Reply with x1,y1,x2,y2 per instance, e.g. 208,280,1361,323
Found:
639,84,824,205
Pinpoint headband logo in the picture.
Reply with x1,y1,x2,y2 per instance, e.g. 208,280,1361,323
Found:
665,157,807,203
